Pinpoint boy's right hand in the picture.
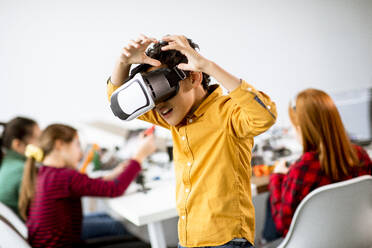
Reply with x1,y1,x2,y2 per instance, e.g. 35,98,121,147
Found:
132,132,157,164
118,34,161,67
111,34,161,86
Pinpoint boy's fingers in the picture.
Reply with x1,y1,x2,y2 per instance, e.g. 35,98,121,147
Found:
136,36,149,44
126,43,135,49
129,40,140,48
162,35,187,45
139,34,155,41
161,35,178,44
161,45,172,51
139,34,158,44
121,48,131,57
174,35,186,44
148,37,158,43
142,39,155,46
161,42,182,52
177,63,191,71
144,57,161,67
162,35,179,42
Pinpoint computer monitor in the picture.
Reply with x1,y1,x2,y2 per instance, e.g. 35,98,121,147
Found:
331,87,372,146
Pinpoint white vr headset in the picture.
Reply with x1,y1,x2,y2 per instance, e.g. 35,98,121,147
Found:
110,65,187,121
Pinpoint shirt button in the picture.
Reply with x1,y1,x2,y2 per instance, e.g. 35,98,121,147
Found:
267,105,271,110
181,136,186,140
189,119,193,123
187,162,191,166
185,188,190,193
182,216,185,220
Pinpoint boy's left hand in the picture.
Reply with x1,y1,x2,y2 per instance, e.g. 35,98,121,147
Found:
161,35,209,72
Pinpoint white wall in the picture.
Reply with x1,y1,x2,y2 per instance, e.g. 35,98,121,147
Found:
1,0,371,128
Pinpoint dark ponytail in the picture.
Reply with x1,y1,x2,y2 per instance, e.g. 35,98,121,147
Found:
0,117,37,166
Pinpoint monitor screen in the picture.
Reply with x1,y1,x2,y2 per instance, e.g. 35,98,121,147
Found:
331,88,372,146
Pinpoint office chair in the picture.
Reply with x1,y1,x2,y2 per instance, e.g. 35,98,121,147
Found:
0,202,27,238
0,202,152,248
0,215,30,248
277,175,372,248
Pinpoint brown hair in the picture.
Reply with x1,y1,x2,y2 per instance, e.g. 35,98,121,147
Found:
18,124,77,221
289,89,359,181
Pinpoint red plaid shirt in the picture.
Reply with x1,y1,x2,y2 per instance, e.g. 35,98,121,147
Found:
269,145,372,236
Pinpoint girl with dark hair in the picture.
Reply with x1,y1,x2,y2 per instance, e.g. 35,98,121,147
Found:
19,123,156,248
0,116,40,217
263,89,372,241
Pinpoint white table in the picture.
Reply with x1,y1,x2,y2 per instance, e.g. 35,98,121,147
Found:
106,178,177,248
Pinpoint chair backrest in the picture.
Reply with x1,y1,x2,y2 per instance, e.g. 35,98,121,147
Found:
0,202,27,238
277,175,372,248
0,216,30,248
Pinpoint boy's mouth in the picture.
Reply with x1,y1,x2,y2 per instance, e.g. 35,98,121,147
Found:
158,107,173,118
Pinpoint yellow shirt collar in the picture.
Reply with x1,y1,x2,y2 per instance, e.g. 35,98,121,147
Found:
192,84,222,118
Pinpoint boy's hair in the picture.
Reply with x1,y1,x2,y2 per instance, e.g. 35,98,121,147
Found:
136,37,211,90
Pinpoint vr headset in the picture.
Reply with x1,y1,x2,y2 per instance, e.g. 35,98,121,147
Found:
110,64,188,121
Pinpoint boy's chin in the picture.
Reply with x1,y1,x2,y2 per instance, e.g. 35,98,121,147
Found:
165,117,184,126
165,119,179,126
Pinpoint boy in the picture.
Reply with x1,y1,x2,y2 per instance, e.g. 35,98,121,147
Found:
107,34,277,248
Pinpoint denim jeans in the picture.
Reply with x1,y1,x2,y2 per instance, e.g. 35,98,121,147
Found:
262,197,282,241
81,212,133,240
178,240,255,248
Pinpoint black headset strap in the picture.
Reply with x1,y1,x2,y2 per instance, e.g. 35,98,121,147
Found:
124,64,152,83
164,67,187,87
127,64,188,86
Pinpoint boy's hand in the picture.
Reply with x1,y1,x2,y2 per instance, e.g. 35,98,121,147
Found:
111,34,161,86
119,34,161,67
161,35,210,72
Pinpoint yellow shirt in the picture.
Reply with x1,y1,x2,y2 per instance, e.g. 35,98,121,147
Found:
107,80,277,247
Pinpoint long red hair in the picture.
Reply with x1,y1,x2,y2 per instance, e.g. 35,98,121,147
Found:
289,89,359,181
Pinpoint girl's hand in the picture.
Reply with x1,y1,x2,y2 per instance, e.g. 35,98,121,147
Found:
161,35,210,72
273,160,289,174
119,34,161,67
103,161,128,181
132,133,157,164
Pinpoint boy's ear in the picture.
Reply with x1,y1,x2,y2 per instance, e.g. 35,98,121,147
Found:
190,72,203,88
